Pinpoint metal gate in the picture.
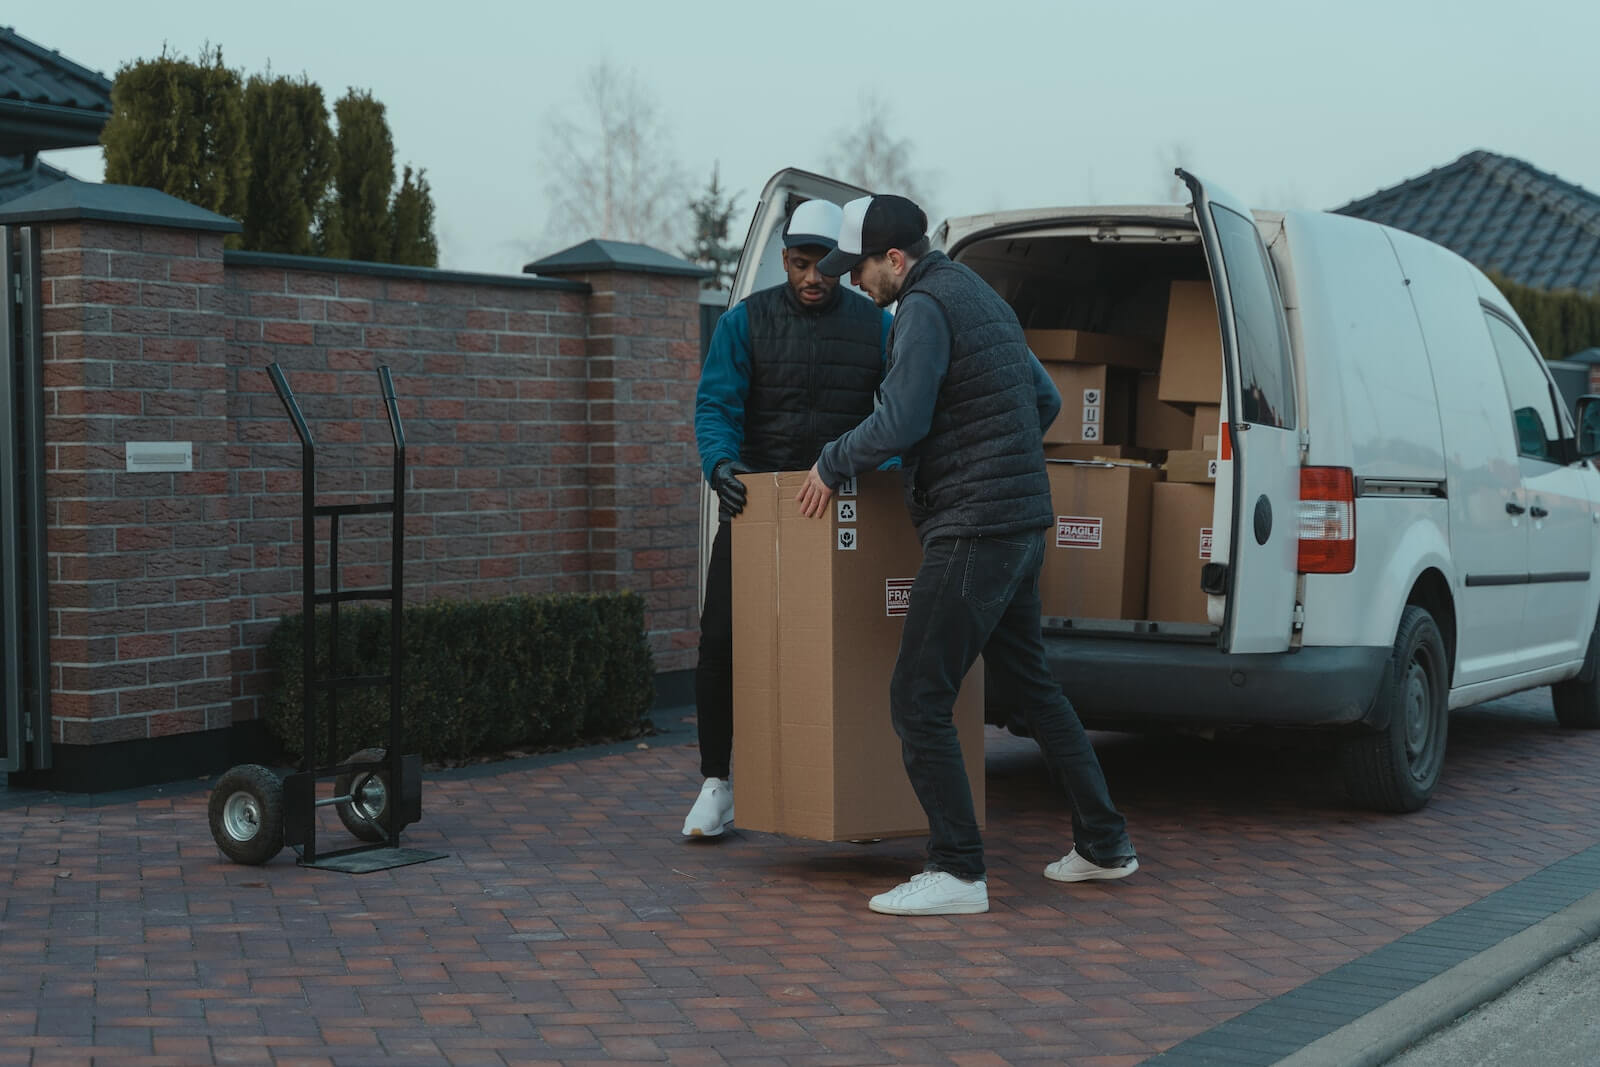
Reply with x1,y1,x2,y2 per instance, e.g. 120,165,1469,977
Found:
1,224,51,774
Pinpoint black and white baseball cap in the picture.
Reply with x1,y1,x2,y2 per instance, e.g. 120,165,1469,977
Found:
782,199,845,250
818,194,928,276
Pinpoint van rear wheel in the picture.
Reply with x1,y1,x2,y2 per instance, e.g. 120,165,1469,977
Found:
1339,605,1449,813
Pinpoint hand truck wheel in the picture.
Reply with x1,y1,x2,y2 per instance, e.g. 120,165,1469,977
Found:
334,748,392,843
208,764,286,865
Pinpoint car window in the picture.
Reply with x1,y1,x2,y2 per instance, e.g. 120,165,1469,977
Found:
1484,312,1562,463
1209,205,1295,430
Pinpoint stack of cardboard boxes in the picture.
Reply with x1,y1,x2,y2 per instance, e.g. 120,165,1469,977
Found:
1033,279,1224,625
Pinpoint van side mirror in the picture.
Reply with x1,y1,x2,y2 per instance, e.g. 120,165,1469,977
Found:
1577,395,1600,459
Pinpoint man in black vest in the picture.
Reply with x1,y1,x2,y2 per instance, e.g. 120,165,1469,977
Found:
684,199,891,837
798,194,1137,915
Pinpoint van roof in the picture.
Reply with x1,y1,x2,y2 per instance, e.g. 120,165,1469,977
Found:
939,204,1287,253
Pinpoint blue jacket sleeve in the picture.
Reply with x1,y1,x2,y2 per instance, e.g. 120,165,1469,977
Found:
695,303,752,483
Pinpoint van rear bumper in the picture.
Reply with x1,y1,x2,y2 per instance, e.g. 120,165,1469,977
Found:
1025,634,1390,730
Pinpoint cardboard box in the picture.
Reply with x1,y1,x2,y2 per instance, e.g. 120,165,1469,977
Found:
1043,363,1135,446
1042,462,1159,620
1164,449,1218,484
1157,281,1224,404
1044,443,1150,462
1134,372,1195,451
731,471,985,841
1148,482,1217,624
1025,328,1160,370
1191,404,1222,450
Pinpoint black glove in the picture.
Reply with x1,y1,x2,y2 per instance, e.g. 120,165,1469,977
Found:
711,459,753,519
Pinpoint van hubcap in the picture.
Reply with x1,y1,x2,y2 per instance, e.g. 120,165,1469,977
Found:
1403,661,1431,760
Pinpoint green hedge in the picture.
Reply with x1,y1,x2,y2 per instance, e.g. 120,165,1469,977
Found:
1489,272,1600,361
265,591,656,764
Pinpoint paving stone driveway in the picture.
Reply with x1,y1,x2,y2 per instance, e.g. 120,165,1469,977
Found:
2,689,1597,1066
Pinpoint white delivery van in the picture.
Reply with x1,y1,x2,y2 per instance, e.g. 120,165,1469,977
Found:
708,167,1600,813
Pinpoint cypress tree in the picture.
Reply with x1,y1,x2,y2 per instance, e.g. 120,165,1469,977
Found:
242,74,334,255
389,166,439,267
330,90,395,262
101,45,248,240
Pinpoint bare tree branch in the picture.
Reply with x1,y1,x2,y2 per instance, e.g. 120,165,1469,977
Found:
539,61,688,251
824,92,933,208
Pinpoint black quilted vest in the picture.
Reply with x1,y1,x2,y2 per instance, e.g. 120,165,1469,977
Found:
740,282,883,472
894,252,1054,541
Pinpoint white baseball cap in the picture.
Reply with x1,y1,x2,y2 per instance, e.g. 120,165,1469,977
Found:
782,199,845,250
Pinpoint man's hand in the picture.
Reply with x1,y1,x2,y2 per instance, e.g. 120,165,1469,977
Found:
796,464,834,518
710,459,752,519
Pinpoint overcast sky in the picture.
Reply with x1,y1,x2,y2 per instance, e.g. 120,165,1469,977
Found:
18,0,1599,275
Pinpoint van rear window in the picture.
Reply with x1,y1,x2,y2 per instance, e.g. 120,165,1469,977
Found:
1211,205,1295,430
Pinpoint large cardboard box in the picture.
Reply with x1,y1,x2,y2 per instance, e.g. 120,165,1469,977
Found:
731,471,985,841
1043,363,1135,446
1157,281,1224,404
1164,449,1218,484
1148,482,1217,624
1025,328,1159,370
1042,462,1159,620
1191,404,1222,450
1134,372,1195,451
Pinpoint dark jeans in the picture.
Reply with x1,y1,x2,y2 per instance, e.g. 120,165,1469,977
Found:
892,527,1133,881
694,521,734,780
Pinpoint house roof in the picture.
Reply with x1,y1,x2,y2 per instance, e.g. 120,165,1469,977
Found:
0,152,72,205
525,238,711,279
0,26,113,154
1334,150,1600,294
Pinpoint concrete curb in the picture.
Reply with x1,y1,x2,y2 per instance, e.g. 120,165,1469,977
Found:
1276,889,1600,1066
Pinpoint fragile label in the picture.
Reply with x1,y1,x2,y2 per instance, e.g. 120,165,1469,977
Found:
1199,527,1214,560
1056,515,1103,549
837,527,858,551
1083,388,1101,406
837,499,856,522
838,477,857,496
885,578,913,616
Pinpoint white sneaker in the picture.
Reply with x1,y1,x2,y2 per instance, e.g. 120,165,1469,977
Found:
1044,848,1139,883
681,777,733,837
868,871,989,915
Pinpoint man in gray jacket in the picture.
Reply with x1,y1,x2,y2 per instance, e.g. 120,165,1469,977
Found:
797,194,1138,916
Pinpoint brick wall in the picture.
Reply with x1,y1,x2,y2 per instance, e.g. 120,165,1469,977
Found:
15,204,704,769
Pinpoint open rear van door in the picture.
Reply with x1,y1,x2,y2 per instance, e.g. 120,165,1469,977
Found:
1178,170,1300,653
698,169,870,611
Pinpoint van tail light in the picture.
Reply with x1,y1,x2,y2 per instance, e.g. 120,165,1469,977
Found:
1298,467,1356,574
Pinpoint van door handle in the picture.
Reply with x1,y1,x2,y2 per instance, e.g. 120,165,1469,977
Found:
1530,505,1549,519
1506,501,1526,516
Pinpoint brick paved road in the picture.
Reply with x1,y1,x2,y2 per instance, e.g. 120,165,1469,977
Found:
2,689,1597,1065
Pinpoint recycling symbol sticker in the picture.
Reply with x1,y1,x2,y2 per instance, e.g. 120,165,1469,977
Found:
837,500,856,522
837,528,858,551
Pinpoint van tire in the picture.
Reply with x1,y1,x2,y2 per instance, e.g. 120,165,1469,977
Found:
1551,675,1600,729
1339,606,1449,813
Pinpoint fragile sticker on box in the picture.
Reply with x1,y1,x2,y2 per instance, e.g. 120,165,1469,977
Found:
837,528,857,551
1056,515,1103,550
885,578,913,617
1199,527,1214,559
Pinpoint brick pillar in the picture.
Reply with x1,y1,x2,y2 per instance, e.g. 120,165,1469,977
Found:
527,241,710,674
1,185,241,789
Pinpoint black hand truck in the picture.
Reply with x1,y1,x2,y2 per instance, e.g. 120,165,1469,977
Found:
207,363,443,872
